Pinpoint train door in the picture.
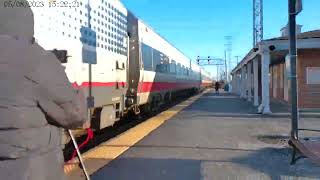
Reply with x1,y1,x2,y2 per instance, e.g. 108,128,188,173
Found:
126,11,141,111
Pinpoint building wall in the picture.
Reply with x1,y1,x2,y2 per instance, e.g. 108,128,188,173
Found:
269,49,320,109
270,63,285,102
298,49,320,109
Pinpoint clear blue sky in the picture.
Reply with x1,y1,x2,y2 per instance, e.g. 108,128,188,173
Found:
122,0,320,78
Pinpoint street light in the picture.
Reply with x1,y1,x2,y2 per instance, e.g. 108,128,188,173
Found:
288,0,303,140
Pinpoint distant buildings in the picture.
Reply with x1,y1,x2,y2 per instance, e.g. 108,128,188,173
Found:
231,28,320,113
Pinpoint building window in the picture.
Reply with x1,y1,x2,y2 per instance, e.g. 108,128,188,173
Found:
307,67,320,84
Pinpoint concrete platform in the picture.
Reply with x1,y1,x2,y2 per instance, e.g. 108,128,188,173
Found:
73,90,320,180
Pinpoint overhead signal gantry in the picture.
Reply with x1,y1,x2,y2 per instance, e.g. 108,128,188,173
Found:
196,56,225,81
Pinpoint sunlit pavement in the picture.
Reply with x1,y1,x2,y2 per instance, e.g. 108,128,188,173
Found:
88,90,320,180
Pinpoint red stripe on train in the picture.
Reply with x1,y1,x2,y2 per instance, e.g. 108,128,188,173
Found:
137,82,201,93
72,82,204,93
72,82,126,87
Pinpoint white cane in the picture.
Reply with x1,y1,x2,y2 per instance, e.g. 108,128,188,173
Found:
68,130,91,180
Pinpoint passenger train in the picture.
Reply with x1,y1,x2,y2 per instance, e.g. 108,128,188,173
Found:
30,0,212,130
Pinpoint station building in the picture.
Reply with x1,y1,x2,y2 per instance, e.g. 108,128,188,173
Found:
231,27,320,114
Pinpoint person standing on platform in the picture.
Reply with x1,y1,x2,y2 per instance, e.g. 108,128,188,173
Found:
0,2,88,180
215,81,220,94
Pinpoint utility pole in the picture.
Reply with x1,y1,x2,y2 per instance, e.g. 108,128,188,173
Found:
224,50,227,82
253,0,263,47
216,65,219,81
235,56,241,64
224,36,232,82
289,0,303,140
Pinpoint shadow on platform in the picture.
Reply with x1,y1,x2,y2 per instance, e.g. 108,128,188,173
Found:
183,92,320,119
91,147,320,180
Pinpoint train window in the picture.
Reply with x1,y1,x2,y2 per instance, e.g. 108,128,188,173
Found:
152,49,161,72
152,51,168,73
177,63,182,75
142,44,153,71
170,60,177,74
161,55,170,73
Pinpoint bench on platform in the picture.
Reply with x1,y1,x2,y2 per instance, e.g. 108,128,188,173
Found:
289,129,320,166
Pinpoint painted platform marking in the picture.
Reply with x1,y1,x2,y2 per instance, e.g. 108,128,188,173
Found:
64,89,210,175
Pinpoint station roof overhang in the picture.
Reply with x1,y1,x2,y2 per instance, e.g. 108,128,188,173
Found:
231,30,320,75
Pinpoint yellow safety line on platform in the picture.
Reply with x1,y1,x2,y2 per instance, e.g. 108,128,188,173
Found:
64,89,210,175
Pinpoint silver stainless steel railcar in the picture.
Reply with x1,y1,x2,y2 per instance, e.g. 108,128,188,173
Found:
30,0,212,131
